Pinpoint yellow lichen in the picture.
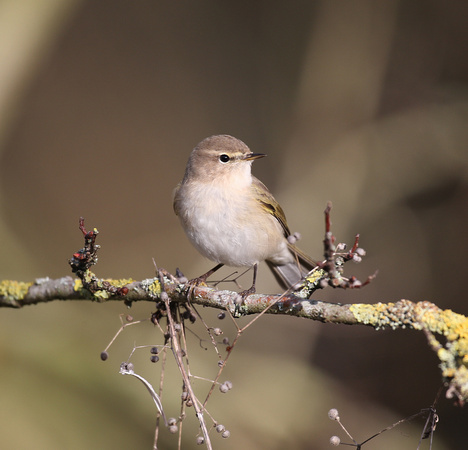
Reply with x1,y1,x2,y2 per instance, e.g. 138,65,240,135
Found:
304,268,326,285
138,277,162,299
350,302,404,329
72,275,134,300
351,300,468,401
93,290,110,301
437,348,451,362
146,279,161,297
73,279,83,291
102,278,135,287
294,268,327,298
415,303,468,402
0,280,32,300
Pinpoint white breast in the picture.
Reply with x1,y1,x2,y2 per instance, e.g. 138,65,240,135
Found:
175,178,291,268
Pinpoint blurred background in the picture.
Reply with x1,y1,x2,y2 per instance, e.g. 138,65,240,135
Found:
1,1,467,448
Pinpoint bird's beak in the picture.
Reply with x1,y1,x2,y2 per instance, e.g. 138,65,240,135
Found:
244,152,266,161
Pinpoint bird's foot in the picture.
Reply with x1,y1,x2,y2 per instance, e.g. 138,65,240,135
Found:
183,263,225,298
184,275,209,299
233,286,256,317
238,285,256,299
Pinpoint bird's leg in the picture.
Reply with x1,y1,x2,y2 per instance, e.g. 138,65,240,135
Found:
186,263,224,300
238,263,258,298
188,263,224,288
233,264,258,316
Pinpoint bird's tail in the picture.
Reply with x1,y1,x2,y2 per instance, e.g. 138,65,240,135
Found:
266,243,317,291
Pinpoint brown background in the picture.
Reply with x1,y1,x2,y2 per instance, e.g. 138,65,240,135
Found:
1,1,468,448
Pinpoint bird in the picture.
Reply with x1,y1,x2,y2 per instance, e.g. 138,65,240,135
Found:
173,134,315,297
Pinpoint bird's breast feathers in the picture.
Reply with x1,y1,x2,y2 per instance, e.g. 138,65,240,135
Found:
175,181,287,266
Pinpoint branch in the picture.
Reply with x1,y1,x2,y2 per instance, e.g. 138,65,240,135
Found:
2,208,467,406
1,274,468,404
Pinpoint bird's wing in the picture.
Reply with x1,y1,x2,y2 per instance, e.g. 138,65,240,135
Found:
172,183,181,216
251,176,290,238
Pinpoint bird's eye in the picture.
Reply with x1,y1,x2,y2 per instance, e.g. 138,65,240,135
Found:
219,154,230,163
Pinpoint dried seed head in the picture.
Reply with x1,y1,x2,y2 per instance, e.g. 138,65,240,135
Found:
319,279,329,289
216,424,225,433
328,409,339,420
287,233,300,244
352,254,362,263
221,430,230,439
331,277,342,287
100,351,109,361
330,435,340,446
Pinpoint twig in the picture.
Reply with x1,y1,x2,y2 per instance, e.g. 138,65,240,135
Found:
158,268,213,450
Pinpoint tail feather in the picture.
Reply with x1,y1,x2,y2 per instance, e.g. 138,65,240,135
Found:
266,244,316,291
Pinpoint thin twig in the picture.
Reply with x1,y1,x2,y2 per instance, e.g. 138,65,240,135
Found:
159,269,213,450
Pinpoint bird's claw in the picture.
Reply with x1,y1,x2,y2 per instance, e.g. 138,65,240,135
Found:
233,287,255,317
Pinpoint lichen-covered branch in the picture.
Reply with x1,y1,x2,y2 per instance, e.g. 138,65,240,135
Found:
1,273,468,405
0,274,359,321
2,210,467,406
